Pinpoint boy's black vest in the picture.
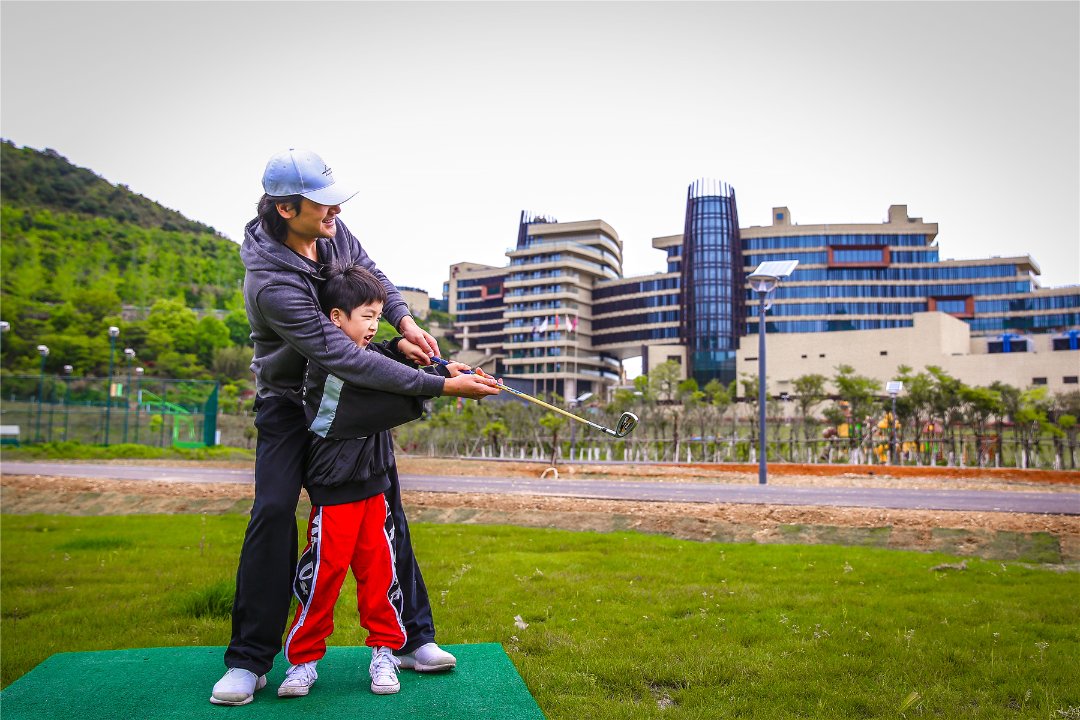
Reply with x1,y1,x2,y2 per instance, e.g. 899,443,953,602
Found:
302,340,444,506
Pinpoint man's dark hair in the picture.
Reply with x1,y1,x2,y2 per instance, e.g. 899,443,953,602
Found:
257,193,303,243
319,264,387,318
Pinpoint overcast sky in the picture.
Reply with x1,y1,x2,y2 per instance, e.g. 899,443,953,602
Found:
2,1,1078,296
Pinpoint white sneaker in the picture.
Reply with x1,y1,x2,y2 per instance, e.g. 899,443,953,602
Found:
369,646,401,695
396,642,457,672
209,668,267,706
277,661,318,698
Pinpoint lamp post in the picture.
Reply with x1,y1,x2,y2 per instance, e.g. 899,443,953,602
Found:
886,380,903,465
134,367,144,445
746,260,799,485
62,365,74,441
35,345,49,442
122,348,136,443
104,326,119,446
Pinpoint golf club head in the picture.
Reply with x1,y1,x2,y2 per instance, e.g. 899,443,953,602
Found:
614,412,639,438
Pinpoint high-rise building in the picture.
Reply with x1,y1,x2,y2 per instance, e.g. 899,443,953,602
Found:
445,183,1079,397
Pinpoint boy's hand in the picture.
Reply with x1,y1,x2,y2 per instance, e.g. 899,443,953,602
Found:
445,362,472,377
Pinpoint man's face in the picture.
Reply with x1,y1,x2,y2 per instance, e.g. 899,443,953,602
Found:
279,198,340,242
331,300,383,348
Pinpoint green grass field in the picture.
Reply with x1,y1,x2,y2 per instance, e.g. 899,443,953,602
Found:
2,514,1077,718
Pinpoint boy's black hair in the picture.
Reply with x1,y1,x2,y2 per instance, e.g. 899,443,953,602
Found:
257,193,303,243
319,264,387,318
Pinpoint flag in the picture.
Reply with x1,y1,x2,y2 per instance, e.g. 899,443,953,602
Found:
566,314,574,333
554,314,560,330
537,317,549,333
570,315,578,332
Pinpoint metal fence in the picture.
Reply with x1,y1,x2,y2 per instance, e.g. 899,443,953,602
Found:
1,374,218,447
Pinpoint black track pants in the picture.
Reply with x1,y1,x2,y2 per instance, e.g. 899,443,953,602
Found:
224,397,307,675
385,462,435,654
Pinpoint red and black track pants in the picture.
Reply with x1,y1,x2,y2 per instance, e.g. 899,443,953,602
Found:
283,496,407,664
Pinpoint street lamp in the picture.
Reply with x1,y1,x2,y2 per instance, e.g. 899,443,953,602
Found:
62,365,74,441
886,380,904,465
35,345,49,442
123,348,136,443
134,367,144,445
104,326,119,446
746,260,799,485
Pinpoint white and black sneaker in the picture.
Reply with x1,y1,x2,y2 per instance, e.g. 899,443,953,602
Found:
277,661,318,698
369,646,401,695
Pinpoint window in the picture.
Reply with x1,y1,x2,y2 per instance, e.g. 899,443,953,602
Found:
667,356,681,365
880,351,888,356
1064,376,1079,385
988,340,1030,354
934,299,968,314
800,354,807,359
1053,337,1079,351
1032,377,1048,386
775,212,784,221
819,353,826,358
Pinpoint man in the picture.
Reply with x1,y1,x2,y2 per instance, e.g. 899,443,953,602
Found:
211,149,500,705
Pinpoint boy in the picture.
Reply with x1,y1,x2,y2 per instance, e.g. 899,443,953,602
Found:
278,264,474,697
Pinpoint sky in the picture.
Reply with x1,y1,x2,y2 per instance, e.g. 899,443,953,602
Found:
2,1,1078,298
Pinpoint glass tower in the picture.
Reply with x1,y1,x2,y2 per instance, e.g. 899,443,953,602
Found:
680,179,743,386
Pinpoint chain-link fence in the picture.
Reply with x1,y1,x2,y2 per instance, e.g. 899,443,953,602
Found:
1,374,218,447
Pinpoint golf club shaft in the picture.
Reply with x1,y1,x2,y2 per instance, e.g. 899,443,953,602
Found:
430,356,617,436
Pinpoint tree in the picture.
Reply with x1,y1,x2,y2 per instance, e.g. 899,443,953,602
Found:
793,373,828,460
539,412,566,466
144,298,198,357
926,366,965,462
959,385,1002,467
482,420,509,457
989,381,1022,466
832,365,881,455
212,345,253,382
648,360,681,403
194,315,232,366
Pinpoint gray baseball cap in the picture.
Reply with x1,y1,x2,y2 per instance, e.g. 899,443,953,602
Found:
261,148,357,206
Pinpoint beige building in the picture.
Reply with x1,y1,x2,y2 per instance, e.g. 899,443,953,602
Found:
735,311,1080,397
447,217,625,399
398,287,430,321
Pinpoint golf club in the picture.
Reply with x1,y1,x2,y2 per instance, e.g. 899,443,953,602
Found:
430,356,639,438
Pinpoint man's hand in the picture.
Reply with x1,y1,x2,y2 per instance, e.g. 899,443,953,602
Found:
442,373,501,399
395,336,426,364
398,316,440,362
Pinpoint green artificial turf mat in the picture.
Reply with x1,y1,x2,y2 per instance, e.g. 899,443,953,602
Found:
1,644,543,719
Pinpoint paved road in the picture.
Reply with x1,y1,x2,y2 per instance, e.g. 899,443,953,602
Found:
2,461,1078,515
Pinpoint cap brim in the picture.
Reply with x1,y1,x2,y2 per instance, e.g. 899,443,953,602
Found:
302,183,357,206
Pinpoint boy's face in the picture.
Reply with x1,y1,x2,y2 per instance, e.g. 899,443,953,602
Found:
330,300,383,348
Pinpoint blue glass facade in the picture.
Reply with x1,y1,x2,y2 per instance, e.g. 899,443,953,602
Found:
679,179,742,386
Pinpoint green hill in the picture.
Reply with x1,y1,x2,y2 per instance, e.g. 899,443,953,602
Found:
1,141,247,379
1,140,218,235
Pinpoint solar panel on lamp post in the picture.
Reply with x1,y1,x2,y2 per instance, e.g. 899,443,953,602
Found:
746,260,799,485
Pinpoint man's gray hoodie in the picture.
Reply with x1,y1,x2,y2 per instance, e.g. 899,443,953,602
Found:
241,217,445,402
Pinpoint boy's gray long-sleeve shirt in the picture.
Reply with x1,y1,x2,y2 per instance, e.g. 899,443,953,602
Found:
240,217,445,401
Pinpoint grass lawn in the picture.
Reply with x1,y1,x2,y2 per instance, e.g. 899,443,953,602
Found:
2,513,1077,719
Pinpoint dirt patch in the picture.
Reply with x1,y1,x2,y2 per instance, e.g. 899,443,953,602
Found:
3,459,1077,566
